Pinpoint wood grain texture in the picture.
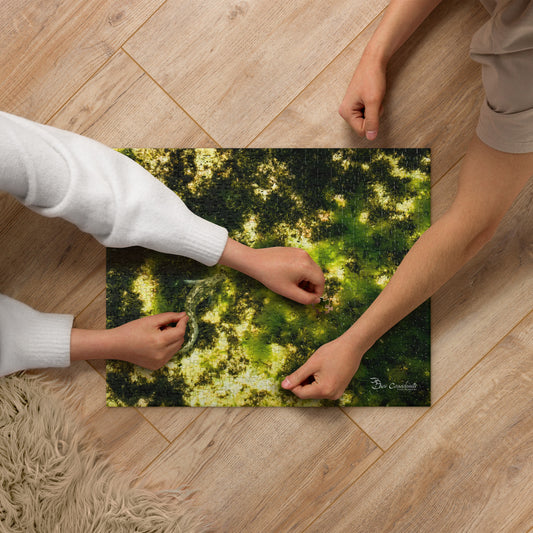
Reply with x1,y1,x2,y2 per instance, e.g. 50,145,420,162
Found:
142,407,382,531
85,405,171,476
49,50,217,148
251,0,489,181
124,0,388,146
341,406,428,451
0,205,104,316
0,0,165,121
0,194,25,224
307,311,533,533
431,177,533,400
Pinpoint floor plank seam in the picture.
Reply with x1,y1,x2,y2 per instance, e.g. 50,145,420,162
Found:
83,357,175,446
120,0,171,53
44,1,168,126
431,154,464,190
74,286,106,323
377,307,533,453
45,48,126,126
137,407,209,478
301,443,386,533
338,407,385,452
300,310,532,532
244,7,388,148
120,47,222,148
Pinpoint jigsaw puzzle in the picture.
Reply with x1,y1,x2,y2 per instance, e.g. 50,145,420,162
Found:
106,148,431,407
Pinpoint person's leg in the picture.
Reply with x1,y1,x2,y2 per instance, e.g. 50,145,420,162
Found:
283,134,533,399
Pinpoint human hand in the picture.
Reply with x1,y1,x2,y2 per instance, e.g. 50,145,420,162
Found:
338,53,386,140
248,247,325,304
107,312,189,370
219,239,325,304
280,336,363,400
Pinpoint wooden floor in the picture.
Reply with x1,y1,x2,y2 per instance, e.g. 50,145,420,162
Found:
1,1,532,531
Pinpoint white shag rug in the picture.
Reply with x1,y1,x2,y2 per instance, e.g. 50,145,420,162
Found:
0,371,208,532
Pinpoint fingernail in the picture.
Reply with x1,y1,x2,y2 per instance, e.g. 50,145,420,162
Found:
366,131,377,140
281,378,291,388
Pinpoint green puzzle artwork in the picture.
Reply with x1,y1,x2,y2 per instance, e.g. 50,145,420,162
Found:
106,148,431,407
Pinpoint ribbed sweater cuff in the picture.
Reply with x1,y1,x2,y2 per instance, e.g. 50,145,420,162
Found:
24,312,74,370
180,211,229,266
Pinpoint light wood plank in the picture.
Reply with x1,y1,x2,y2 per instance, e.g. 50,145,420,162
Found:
49,50,217,147
0,206,104,316
85,406,171,476
0,0,165,121
142,408,381,531
341,407,428,451
124,0,388,146
138,406,207,443
251,0,489,181
307,311,533,533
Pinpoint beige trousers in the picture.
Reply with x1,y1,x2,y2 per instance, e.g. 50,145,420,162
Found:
470,0,533,153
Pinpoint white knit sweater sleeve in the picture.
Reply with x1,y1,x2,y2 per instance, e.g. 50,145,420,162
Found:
0,111,228,262
0,295,73,377
0,111,228,376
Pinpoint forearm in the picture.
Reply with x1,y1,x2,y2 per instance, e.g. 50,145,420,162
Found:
342,135,533,355
341,209,489,353
365,0,444,65
218,238,257,275
70,329,112,362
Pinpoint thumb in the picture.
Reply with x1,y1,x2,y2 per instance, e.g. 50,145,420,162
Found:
286,284,321,305
151,311,187,328
364,101,380,141
281,358,319,389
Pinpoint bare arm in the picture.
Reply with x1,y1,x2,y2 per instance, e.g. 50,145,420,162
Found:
282,136,533,399
339,0,444,139
218,238,325,305
70,313,189,370
365,0,444,64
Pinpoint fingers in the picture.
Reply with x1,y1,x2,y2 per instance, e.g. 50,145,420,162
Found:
151,311,187,328
281,357,319,389
303,261,325,297
338,99,382,140
288,252,325,305
363,101,380,141
161,315,189,344
290,381,324,400
288,285,321,305
281,363,336,400
339,105,365,137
